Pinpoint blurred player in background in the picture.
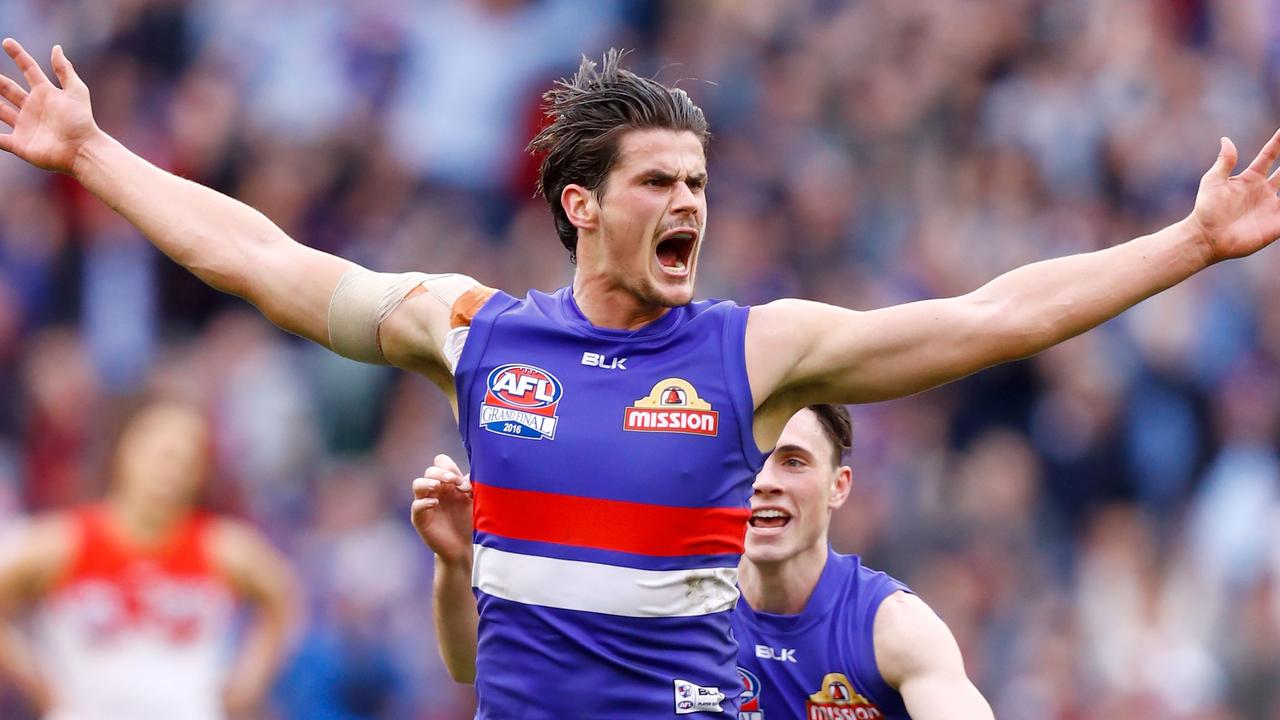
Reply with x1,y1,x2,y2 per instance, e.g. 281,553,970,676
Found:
4,35,1280,716
0,397,300,720
411,404,993,719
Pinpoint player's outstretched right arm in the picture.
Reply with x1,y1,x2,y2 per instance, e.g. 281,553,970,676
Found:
0,39,456,368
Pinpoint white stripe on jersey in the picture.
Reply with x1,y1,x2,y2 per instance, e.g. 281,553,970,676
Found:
472,544,739,618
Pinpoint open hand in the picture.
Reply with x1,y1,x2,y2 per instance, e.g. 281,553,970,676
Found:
0,39,100,174
410,454,474,565
1191,128,1280,263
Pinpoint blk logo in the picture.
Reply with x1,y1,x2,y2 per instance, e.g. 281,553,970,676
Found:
581,352,627,370
756,645,797,663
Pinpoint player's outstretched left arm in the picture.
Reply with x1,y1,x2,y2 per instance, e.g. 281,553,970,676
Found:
873,592,994,720
208,520,302,716
750,131,1280,437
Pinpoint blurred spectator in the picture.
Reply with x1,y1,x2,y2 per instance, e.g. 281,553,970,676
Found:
4,0,1280,716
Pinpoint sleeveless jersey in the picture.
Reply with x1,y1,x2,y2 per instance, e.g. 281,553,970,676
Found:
36,506,235,720
732,550,911,720
454,287,765,718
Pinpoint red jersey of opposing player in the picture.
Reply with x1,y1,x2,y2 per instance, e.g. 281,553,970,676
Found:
36,505,234,720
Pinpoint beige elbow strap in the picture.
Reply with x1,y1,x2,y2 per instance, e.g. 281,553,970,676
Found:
326,268,479,363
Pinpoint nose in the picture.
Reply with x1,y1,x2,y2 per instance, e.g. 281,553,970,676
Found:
752,470,783,497
670,180,700,220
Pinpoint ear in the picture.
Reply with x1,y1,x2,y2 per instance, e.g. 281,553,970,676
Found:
828,465,852,511
561,183,598,233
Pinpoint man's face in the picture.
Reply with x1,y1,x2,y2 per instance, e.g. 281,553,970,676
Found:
589,128,707,308
745,410,851,565
114,403,209,515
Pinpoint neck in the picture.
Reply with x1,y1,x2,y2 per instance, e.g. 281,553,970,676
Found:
571,272,669,330
739,540,829,615
107,495,181,545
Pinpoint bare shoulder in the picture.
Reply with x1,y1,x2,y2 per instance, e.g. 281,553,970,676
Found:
744,298,863,393
872,591,963,687
744,299,819,395
379,275,497,381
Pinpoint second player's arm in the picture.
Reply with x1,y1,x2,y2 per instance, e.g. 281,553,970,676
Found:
873,592,993,720
411,457,479,683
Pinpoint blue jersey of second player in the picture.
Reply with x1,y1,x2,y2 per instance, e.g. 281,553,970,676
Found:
454,286,765,719
732,549,912,720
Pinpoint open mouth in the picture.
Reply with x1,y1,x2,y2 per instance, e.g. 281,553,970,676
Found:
655,229,697,276
749,508,791,530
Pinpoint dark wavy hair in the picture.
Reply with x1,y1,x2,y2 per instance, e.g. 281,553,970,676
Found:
528,49,710,261
807,404,852,467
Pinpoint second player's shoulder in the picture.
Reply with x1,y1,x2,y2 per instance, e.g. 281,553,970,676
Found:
871,590,960,687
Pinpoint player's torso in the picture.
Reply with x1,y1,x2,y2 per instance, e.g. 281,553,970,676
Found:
733,553,911,720
455,287,764,719
37,507,233,720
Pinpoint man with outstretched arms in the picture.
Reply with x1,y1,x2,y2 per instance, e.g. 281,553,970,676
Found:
3,37,1279,716
0,398,300,720
412,405,994,719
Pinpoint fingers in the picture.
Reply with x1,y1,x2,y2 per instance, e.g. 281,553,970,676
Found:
412,471,474,500
2,38,50,90
50,45,82,92
0,100,15,128
0,75,26,109
0,134,11,154
410,497,438,529
433,453,463,477
1209,136,1238,180
1246,128,1280,176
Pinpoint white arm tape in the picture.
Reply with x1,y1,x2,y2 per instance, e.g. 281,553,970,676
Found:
326,267,477,364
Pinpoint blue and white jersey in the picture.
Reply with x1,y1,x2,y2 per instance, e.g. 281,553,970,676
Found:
454,287,765,719
733,550,912,720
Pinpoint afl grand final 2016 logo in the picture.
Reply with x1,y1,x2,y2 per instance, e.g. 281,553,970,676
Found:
479,364,563,440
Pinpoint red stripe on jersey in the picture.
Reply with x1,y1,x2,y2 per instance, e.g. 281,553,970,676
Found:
473,481,748,557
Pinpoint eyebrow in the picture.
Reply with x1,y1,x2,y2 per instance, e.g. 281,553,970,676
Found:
637,169,708,184
773,444,815,458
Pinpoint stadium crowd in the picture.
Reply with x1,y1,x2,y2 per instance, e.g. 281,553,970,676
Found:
2,0,1280,717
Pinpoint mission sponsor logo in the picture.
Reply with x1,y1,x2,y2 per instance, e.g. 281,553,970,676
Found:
479,364,563,440
738,667,764,720
623,378,719,436
805,673,883,720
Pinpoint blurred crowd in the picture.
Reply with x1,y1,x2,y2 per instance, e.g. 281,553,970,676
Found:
3,0,1280,717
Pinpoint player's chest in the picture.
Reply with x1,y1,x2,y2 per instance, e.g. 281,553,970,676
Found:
738,637,888,720
471,339,735,444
